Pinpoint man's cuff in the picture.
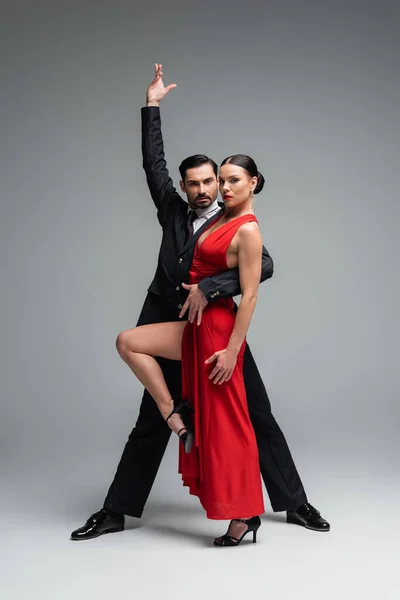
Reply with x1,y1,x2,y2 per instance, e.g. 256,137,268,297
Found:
142,106,160,113
198,280,221,301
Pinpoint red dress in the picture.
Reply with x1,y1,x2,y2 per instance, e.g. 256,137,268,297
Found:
178,214,265,520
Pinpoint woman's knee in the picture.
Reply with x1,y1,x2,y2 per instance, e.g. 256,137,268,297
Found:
116,322,184,361
116,329,134,357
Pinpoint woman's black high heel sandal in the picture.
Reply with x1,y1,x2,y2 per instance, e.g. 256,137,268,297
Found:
213,516,261,547
166,401,194,454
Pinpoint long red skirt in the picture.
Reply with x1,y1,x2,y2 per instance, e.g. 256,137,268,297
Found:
178,299,265,520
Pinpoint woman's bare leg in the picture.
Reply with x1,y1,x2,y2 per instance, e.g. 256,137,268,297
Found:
116,321,187,435
118,322,257,529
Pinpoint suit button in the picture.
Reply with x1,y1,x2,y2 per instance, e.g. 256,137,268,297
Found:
176,286,180,291
216,291,220,295
178,303,182,309
178,258,183,263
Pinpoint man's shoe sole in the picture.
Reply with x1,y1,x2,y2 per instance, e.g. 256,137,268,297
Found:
70,525,124,541
287,514,330,532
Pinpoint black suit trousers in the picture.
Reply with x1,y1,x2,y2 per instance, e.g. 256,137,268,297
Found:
104,293,307,516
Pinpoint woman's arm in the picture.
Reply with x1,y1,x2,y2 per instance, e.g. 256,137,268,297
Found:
227,222,263,353
197,243,273,302
205,222,263,384
179,244,272,325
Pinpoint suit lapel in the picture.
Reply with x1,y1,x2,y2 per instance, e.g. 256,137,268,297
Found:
181,208,223,255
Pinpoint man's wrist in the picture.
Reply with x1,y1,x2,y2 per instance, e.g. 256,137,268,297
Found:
198,280,212,302
146,100,160,107
195,284,206,299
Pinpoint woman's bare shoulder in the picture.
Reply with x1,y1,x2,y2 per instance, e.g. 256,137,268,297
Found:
237,220,262,244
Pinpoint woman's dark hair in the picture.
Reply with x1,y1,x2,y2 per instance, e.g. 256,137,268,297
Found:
220,154,265,194
179,154,218,181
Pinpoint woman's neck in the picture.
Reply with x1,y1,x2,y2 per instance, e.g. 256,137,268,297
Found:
223,200,254,220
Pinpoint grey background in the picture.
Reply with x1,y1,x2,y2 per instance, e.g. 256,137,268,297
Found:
1,1,399,598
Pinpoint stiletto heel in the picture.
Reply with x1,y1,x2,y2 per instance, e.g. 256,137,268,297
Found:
213,516,261,547
166,401,194,454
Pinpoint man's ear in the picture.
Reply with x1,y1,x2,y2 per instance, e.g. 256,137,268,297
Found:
179,180,186,193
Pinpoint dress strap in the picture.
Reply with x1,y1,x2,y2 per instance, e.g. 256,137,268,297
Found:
216,214,258,253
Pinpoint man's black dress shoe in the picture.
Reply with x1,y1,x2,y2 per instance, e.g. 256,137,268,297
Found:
70,509,125,541
287,503,330,532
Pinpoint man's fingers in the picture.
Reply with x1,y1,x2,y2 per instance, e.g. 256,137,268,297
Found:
188,303,196,323
154,63,163,81
165,84,177,93
179,300,189,318
197,308,203,326
150,64,162,87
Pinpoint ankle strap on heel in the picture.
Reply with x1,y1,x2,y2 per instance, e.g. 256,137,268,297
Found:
233,518,250,524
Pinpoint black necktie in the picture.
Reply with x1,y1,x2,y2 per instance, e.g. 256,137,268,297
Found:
186,210,198,238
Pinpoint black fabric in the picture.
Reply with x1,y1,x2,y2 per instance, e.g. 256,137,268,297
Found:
141,108,274,309
186,210,198,239
103,106,307,517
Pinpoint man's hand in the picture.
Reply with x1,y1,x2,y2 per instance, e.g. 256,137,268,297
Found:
146,63,177,107
179,283,208,325
205,348,238,385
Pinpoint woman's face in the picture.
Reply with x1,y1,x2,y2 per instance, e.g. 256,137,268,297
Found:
218,164,257,208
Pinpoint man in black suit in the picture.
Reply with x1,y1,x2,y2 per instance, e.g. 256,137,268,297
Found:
71,64,329,540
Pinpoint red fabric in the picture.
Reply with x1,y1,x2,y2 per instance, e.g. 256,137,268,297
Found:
179,214,265,520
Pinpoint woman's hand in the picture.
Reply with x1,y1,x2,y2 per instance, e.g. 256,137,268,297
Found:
205,348,238,385
146,63,177,107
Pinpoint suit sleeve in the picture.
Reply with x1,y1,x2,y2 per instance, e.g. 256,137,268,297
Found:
198,245,274,301
141,106,186,227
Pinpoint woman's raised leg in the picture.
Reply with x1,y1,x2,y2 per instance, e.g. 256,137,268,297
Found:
116,321,187,436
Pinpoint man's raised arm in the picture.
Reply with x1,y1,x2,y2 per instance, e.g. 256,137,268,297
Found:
142,63,183,225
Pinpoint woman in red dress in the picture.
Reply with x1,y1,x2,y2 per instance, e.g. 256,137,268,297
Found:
119,155,266,546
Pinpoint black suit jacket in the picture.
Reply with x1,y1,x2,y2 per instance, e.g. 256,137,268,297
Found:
141,106,274,314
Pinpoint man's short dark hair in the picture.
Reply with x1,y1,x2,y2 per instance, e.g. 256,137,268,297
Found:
179,154,218,181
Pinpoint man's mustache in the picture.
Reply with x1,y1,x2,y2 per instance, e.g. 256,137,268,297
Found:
196,194,211,200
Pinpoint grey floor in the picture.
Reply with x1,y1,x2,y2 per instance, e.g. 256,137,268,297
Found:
2,449,398,600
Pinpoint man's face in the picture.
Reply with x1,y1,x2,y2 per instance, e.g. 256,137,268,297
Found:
180,164,219,210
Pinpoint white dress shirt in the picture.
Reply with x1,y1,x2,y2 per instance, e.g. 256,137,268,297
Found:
188,199,221,234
